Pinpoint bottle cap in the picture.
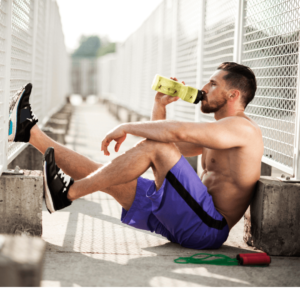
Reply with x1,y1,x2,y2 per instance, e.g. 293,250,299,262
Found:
194,90,205,104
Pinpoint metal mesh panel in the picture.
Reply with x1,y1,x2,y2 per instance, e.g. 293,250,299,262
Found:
173,0,201,122
129,31,143,110
243,0,300,169
94,0,300,174
4,0,68,166
7,0,34,161
138,10,161,117
98,54,117,101
201,0,237,122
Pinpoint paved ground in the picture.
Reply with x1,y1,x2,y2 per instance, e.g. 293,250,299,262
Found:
41,101,300,287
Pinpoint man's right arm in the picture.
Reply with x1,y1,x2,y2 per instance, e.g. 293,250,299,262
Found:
151,78,203,157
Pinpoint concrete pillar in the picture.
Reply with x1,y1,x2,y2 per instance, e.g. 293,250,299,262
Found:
8,145,43,171
0,170,43,236
185,156,198,173
244,177,300,256
261,161,272,176
0,235,45,287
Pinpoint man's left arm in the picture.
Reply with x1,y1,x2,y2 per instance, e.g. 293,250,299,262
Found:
101,117,256,155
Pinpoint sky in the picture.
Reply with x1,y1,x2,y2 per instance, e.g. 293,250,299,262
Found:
56,0,163,53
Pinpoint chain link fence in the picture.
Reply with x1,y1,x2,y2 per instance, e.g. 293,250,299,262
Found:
97,0,300,177
0,0,68,174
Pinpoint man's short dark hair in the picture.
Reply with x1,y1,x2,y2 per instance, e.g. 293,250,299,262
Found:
217,62,257,108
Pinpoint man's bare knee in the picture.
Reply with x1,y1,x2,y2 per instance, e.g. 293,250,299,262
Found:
134,138,180,159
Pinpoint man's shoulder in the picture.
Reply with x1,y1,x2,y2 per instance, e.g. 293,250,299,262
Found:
220,115,261,134
217,115,263,149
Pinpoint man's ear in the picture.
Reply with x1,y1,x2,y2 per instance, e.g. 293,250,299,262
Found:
227,89,240,102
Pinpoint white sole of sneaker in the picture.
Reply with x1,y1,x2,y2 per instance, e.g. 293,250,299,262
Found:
43,161,55,213
8,89,25,142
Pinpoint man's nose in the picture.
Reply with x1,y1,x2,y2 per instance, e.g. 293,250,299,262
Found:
201,83,209,94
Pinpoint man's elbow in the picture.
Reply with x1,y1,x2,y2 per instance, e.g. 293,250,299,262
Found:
175,130,187,142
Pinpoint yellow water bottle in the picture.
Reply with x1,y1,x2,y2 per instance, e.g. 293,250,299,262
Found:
151,74,204,104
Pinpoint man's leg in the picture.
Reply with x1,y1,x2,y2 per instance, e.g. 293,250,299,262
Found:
67,139,182,210
29,125,138,209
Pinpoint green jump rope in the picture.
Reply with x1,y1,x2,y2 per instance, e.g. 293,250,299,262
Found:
174,253,270,267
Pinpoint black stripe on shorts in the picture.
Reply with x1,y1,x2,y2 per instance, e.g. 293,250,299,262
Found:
166,171,227,230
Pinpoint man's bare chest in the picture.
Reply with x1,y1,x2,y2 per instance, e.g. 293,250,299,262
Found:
201,148,232,174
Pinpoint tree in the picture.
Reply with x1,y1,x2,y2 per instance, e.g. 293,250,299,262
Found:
72,35,101,58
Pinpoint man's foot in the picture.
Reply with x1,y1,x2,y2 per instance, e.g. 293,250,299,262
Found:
8,83,38,142
43,147,74,213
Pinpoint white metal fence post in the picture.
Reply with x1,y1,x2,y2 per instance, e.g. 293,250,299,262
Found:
293,40,300,179
195,0,205,123
169,0,178,120
31,0,38,85
1,0,13,174
233,0,245,64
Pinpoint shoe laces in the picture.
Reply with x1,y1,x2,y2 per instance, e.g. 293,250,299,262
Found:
30,108,38,121
57,169,71,193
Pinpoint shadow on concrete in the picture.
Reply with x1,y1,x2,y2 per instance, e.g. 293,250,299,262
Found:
42,198,300,287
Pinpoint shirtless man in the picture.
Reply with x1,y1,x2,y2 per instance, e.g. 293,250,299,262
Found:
8,62,263,250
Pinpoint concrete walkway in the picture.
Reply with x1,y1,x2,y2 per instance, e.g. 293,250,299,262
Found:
41,102,300,287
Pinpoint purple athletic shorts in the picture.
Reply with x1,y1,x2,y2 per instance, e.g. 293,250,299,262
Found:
121,155,229,250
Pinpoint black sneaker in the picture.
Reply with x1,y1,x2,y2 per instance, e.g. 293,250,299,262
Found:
8,83,38,143
43,147,74,213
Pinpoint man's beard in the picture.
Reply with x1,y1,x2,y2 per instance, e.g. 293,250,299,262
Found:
201,97,227,114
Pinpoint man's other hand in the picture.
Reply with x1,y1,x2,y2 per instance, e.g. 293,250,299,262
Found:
101,125,127,156
154,77,185,106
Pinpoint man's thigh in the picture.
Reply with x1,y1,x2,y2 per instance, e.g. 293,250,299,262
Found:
147,155,229,249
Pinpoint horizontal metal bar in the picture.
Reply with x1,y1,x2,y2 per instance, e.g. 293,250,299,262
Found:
258,124,294,136
261,155,293,175
256,85,296,90
249,103,295,113
246,112,294,124
263,147,293,160
203,53,234,62
203,36,234,49
244,24,299,42
7,143,28,165
204,23,235,36
243,40,298,55
204,28,235,42
252,95,295,102
263,135,294,147
204,45,234,55
248,64,298,70
243,52,298,63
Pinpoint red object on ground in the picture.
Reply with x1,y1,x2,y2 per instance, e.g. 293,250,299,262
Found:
238,253,271,266
236,252,268,261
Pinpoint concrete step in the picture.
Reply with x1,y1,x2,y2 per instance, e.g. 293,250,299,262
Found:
0,234,45,286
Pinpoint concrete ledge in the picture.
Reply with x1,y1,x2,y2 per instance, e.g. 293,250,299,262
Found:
244,176,300,256
0,170,43,236
8,145,43,171
0,235,45,286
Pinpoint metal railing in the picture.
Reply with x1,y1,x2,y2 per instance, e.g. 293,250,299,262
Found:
97,0,300,178
0,0,69,175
